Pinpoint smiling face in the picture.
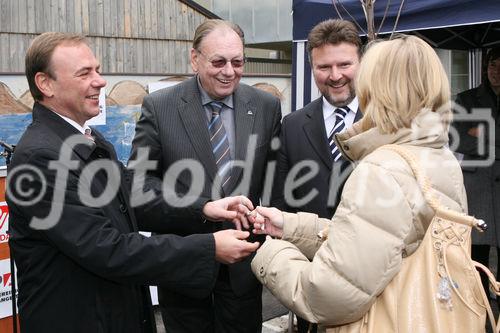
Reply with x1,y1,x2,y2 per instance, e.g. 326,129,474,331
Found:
311,42,360,107
488,57,500,95
191,27,244,100
38,42,106,126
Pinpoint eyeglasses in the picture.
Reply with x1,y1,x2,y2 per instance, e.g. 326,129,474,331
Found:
197,50,246,69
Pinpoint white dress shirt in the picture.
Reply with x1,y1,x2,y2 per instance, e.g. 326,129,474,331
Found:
323,97,359,137
53,112,91,135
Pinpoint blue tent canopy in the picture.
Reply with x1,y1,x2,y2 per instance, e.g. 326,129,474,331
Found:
291,0,500,111
294,0,500,45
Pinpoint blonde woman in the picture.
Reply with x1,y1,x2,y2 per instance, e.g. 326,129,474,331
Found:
247,35,466,327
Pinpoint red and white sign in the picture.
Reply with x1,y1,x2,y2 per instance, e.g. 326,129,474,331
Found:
0,258,17,318
0,203,8,244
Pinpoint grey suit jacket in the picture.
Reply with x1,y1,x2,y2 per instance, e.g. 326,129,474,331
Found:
271,97,362,219
130,77,281,296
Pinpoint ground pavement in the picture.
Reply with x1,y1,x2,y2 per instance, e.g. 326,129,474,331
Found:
154,287,290,333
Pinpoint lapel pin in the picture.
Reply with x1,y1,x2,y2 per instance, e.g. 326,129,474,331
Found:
247,110,253,115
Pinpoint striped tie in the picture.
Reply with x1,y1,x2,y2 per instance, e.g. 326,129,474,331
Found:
208,101,232,193
328,107,349,162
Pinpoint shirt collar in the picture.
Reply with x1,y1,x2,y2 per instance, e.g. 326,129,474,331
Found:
196,75,234,108
52,112,91,135
322,96,359,119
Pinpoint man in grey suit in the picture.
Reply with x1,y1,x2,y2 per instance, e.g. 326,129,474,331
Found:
270,19,363,333
130,19,281,333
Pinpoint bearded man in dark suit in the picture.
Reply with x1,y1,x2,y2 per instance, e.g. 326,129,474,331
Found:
270,19,363,333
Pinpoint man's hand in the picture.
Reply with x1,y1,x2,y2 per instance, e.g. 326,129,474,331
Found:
213,230,259,264
202,196,254,230
467,126,480,137
246,206,284,239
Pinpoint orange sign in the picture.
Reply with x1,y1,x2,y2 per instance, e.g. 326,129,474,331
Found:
0,204,7,244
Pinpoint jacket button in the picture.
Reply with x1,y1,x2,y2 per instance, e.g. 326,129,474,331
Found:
343,145,349,151
119,204,127,213
259,267,264,275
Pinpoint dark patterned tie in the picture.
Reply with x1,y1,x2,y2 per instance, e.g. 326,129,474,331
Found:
208,101,232,193
328,107,349,162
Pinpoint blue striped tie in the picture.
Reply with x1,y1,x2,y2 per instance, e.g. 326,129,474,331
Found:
328,107,349,162
208,101,232,192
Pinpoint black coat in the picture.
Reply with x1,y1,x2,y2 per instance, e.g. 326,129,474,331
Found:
7,103,218,333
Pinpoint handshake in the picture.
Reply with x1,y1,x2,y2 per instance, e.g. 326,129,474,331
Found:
202,196,285,264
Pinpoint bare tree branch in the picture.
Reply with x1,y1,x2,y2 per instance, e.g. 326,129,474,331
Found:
331,0,344,20
377,0,391,34
363,0,376,41
390,0,405,39
332,0,367,34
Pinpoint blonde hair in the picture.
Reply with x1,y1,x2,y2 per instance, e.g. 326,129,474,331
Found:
356,35,451,134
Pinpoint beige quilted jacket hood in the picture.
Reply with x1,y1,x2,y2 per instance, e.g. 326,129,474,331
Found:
252,109,467,326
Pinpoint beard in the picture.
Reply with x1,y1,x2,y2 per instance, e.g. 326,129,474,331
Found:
321,80,356,107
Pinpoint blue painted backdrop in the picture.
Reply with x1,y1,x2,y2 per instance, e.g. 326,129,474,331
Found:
0,105,141,167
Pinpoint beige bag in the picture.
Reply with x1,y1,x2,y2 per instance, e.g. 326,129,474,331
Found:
325,144,500,333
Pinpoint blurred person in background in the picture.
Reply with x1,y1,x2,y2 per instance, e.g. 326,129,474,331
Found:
452,46,500,297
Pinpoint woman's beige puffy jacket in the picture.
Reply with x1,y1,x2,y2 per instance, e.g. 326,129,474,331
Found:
251,109,467,326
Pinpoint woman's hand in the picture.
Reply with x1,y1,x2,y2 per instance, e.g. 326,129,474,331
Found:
202,195,254,230
246,206,284,239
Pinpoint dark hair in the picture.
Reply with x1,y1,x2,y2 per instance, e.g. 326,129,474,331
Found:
25,32,88,101
192,19,245,51
486,47,500,63
483,46,500,87
307,19,362,61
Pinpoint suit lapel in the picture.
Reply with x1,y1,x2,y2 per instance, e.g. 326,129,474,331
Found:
178,81,218,182
303,99,334,170
233,88,256,162
353,108,363,122
33,103,97,161
93,131,118,159
225,87,256,194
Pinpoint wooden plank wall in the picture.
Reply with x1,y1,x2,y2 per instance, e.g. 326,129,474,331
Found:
245,62,291,75
0,0,207,74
